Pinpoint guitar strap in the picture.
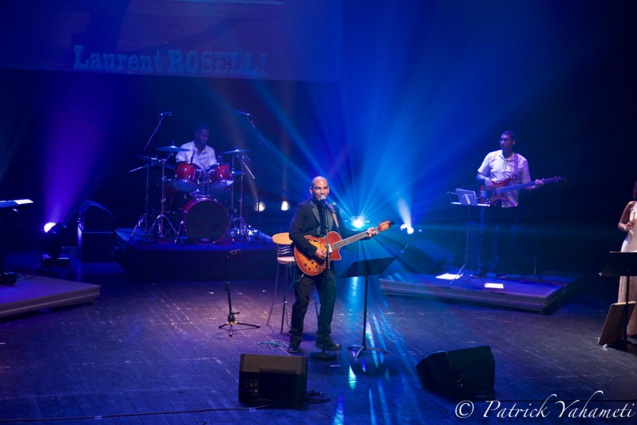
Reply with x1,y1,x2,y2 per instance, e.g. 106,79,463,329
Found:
324,202,339,229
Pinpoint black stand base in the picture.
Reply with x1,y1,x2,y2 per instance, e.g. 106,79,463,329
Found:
219,313,259,337
348,343,387,360
310,346,337,360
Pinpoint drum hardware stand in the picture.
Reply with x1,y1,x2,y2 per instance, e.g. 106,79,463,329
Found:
149,156,178,240
231,152,255,241
129,160,153,240
131,112,170,240
219,250,260,336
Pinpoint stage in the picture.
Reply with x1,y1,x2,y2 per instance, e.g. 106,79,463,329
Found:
0,275,100,319
380,270,582,313
113,228,277,282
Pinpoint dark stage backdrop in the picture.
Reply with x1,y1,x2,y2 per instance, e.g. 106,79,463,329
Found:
0,0,342,82
1,1,636,273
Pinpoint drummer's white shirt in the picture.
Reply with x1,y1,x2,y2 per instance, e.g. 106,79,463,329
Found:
175,141,218,170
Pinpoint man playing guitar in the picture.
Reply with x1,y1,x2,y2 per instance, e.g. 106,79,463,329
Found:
475,130,543,278
287,176,378,353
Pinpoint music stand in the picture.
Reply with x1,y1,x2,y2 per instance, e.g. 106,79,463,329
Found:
342,257,395,360
448,189,488,284
600,251,637,349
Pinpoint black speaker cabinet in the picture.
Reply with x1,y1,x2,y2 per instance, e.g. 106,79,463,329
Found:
400,239,450,274
239,353,307,408
79,200,117,232
416,345,495,400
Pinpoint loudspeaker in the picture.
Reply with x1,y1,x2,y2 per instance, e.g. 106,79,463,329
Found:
77,200,116,263
416,346,495,400
239,353,307,408
400,239,450,274
79,200,117,232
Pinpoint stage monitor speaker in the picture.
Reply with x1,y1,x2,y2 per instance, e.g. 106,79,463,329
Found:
400,239,450,274
416,345,495,400
79,200,117,232
239,353,307,408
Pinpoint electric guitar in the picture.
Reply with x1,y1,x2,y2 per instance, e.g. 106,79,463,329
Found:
293,220,393,276
478,176,565,205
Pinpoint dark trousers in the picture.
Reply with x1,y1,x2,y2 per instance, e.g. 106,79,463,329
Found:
289,267,336,343
478,205,518,272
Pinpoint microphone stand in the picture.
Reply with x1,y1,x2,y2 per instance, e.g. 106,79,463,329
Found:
143,114,167,152
219,251,260,337
311,203,336,360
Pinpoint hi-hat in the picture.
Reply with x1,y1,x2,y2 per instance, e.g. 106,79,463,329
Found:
156,145,188,152
221,148,251,155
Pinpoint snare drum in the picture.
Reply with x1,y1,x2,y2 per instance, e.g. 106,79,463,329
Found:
173,162,201,193
181,198,229,244
208,163,234,192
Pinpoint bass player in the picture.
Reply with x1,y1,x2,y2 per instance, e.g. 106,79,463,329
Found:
475,130,543,278
287,176,378,354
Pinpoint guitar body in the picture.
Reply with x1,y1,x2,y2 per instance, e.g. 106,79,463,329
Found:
293,220,393,276
478,176,565,205
478,177,515,205
294,232,343,276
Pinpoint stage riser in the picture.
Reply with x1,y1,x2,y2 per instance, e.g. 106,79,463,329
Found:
117,248,276,282
380,272,580,314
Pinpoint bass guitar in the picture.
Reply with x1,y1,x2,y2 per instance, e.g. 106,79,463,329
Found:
478,176,565,206
294,220,393,276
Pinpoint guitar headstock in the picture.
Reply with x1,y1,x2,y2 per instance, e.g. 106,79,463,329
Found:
377,220,394,232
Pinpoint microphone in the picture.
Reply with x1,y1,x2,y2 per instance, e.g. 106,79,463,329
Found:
227,249,241,257
159,112,172,117
318,195,326,201
235,111,252,117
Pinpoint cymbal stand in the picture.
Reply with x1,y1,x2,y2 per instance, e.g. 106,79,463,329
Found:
132,113,168,240
130,162,153,240
149,156,178,240
231,153,255,241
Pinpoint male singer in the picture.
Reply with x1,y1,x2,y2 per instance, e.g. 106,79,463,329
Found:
287,176,377,353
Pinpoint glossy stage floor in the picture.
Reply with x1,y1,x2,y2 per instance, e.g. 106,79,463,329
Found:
1,242,636,424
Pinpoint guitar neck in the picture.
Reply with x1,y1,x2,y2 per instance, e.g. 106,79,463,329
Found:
332,229,373,250
494,176,562,195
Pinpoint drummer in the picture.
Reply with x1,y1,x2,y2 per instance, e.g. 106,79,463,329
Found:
175,125,218,170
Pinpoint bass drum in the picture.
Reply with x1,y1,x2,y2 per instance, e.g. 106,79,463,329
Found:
181,198,229,244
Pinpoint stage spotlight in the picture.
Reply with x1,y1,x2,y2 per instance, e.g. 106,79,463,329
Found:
254,201,266,212
40,223,70,267
400,223,415,234
281,200,290,211
351,216,365,229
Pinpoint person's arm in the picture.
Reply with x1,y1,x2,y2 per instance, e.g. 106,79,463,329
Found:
289,203,320,258
618,201,636,232
476,172,493,189
175,150,187,163
520,157,543,190
476,154,493,189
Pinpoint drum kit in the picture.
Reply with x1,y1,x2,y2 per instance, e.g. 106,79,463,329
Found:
130,144,253,244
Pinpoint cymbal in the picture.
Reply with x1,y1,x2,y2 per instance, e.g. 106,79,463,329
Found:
221,148,251,155
136,155,174,169
156,145,189,152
